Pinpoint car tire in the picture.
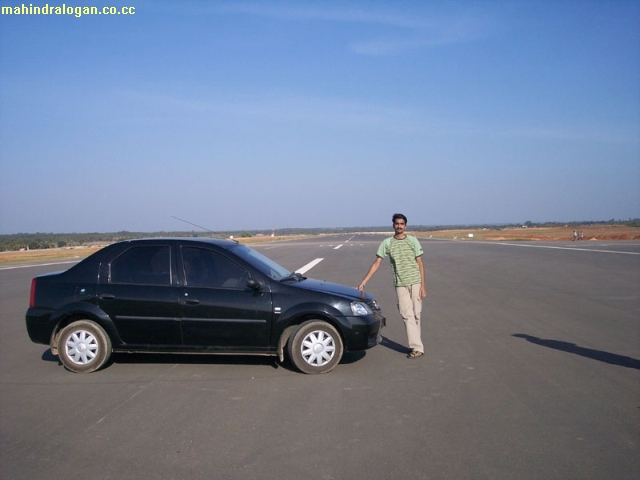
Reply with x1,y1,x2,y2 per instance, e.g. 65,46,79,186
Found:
57,320,112,373
287,320,343,374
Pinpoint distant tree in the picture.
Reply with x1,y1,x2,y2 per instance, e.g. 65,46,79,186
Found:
524,221,533,227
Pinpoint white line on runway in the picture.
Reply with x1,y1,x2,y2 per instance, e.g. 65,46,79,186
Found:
0,260,81,270
334,244,343,250
496,243,640,255
295,258,324,274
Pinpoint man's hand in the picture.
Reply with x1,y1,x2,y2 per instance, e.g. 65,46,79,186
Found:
420,285,427,299
357,257,382,292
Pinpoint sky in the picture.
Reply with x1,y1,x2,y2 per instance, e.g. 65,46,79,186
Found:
1,0,638,234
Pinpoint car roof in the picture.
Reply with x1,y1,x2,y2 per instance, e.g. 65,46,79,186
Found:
117,237,240,248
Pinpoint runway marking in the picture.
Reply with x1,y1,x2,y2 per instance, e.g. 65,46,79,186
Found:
296,258,324,274
495,243,640,255
0,260,81,270
334,244,344,250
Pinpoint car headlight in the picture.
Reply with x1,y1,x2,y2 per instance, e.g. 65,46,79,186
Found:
351,301,373,316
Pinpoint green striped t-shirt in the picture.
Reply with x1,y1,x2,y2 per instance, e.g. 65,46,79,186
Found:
376,235,423,287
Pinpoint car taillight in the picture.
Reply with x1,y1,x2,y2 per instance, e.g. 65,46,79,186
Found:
29,278,36,308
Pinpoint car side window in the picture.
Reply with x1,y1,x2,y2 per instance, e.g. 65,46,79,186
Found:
110,246,171,285
182,247,248,288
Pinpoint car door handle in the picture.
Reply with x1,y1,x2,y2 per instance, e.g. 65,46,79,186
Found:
100,294,115,300
184,293,199,305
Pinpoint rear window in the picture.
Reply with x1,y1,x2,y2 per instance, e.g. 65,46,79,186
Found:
110,246,171,285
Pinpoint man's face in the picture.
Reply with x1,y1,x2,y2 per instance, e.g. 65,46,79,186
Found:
393,219,406,235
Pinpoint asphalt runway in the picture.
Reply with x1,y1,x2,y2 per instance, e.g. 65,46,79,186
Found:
1,235,638,479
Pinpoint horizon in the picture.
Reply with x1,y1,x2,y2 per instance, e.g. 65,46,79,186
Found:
1,218,637,238
1,1,638,234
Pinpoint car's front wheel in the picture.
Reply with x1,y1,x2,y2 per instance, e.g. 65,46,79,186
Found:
288,320,343,374
57,320,112,373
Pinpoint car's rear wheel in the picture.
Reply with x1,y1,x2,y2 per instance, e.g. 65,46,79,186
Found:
288,320,343,374
57,320,112,373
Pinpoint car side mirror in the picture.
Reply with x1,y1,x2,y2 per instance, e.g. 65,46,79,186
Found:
247,278,263,290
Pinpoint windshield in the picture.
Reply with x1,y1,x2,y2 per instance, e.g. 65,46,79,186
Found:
230,244,291,281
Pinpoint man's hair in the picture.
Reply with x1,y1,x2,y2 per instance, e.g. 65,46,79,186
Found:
392,213,407,224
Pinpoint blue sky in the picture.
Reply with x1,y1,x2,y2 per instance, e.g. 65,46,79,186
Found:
1,0,638,234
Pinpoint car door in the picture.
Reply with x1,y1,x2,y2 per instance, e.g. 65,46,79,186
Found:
97,244,182,346
179,246,272,350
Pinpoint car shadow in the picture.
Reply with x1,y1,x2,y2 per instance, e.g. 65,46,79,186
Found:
110,352,282,370
41,349,59,363
340,350,366,364
512,334,640,370
42,348,370,373
41,348,284,371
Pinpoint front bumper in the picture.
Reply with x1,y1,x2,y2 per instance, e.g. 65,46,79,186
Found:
340,312,385,351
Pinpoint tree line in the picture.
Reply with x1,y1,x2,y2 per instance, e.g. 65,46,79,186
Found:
1,219,637,252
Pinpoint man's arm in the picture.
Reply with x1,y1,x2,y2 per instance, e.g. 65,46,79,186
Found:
416,255,427,299
357,256,383,291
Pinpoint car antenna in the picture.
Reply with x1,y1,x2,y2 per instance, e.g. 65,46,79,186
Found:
171,216,230,240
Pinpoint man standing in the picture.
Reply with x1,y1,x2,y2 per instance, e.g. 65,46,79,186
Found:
357,213,426,358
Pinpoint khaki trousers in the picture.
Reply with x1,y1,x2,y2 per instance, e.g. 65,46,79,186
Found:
396,284,424,353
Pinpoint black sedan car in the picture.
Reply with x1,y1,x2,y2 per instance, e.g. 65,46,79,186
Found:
26,238,384,374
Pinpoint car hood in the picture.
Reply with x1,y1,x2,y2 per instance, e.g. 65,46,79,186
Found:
291,278,371,301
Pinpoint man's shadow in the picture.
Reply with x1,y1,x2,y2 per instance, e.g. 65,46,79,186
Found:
513,334,640,370
379,336,412,354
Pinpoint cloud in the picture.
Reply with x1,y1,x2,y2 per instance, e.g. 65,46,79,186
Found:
112,86,638,146
213,2,429,28
211,1,496,55
351,14,493,55
115,88,425,134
